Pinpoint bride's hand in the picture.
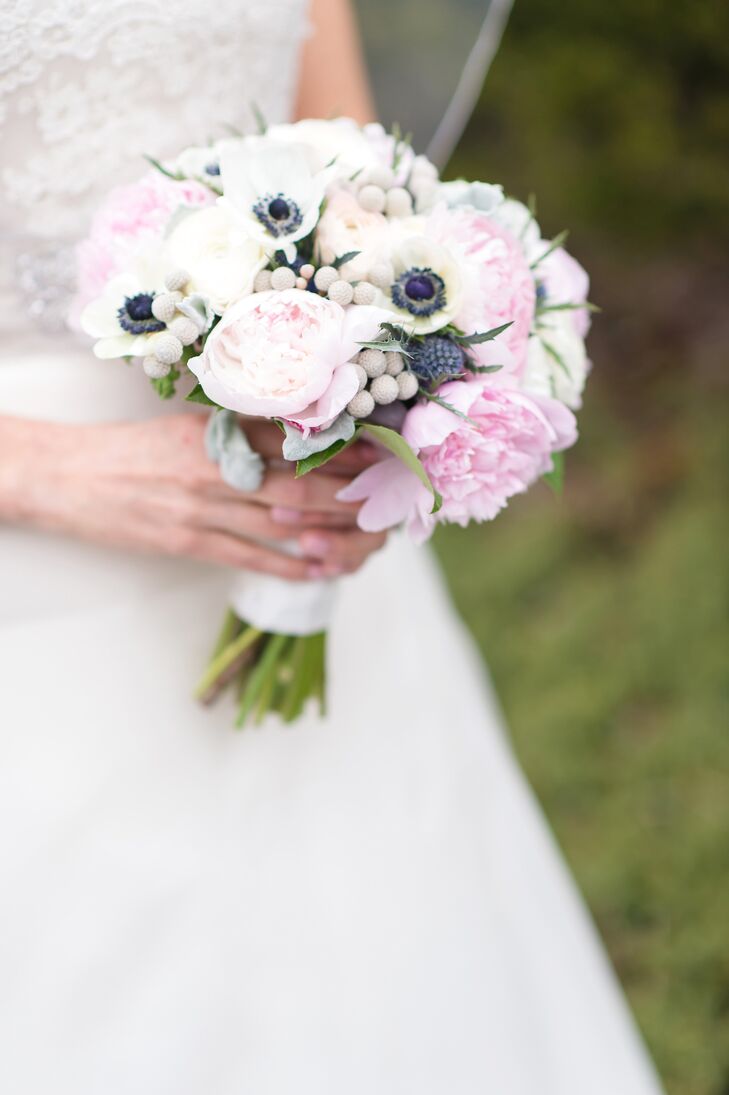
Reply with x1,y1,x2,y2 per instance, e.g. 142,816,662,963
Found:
0,414,385,579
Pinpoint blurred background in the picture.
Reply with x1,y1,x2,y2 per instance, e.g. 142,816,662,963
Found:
358,2,728,1093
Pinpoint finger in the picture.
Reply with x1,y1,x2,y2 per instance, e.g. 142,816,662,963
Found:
248,469,360,515
175,528,325,580
193,499,297,542
242,420,380,475
297,528,388,569
269,506,360,530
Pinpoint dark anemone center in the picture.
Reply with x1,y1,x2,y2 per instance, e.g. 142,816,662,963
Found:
405,274,436,301
268,197,291,220
204,162,221,176
117,292,165,335
125,293,155,321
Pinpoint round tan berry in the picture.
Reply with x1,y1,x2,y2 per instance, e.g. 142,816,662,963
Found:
366,165,395,190
151,333,183,366
370,374,399,405
352,281,377,306
327,279,354,306
299,263,315,279
368,262,394,289
352,363,368,391
385,187,413,218
253,269,273,292
164,268,190,292
346,390,375,419
385,351,404,376
151,293,178,324
313,265,338,292
397,371,419,400
271,266,297,291
357,348,387,378
357,184,386,213
167,316,199,346
295,276,308,290
143,355,171,379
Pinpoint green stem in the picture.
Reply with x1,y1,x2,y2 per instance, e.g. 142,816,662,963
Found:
235,632,288,729
194,624,263,701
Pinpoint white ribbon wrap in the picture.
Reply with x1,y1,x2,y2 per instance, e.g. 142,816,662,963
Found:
230,571,337,635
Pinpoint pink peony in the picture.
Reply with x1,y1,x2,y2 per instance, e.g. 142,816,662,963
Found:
538,247,591,337
71,171,214,322
427,204,536,378
339,380,577,542
188,289,390,432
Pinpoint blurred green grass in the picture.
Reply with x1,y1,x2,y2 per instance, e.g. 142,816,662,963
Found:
432,3,729,1093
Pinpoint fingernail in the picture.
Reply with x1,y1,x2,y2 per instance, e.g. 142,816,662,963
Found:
299,533,330,557
272,506,304,524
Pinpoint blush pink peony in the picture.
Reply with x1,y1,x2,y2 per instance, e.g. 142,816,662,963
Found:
538,246,591,337
339,380,577,542
427,204,536,378
72,171,214,322
188,289,390,432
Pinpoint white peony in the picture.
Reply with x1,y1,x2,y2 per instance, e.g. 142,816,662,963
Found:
166,205,267,314
522,312,590,409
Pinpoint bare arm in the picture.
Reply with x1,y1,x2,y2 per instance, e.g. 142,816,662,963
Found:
294,0,376,123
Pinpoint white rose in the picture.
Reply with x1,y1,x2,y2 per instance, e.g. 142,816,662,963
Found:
315,189,392,279
166,205,267,314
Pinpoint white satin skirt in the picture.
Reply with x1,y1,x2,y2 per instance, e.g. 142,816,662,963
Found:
0,344,663,1093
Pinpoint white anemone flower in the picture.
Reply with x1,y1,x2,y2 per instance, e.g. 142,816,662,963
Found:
377,236,463,335
218,137,331,262
166,205,267,314
171,143,226,192
80,251,171,359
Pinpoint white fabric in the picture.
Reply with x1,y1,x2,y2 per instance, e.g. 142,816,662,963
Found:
0,3,663,1092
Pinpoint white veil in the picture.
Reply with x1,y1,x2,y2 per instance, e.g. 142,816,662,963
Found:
353,0,514,168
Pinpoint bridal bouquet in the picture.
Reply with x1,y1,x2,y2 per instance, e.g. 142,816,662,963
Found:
76,116,592,727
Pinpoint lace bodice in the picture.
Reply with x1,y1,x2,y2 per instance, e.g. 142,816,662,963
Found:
0,0,309,334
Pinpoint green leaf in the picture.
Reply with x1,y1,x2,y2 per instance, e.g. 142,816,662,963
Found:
332,250,361,269
185,383,218,407
357,339,413,356
250,101,267,135
360,423,442,514
295,432,361,477
421,389,478,426
463,361,503,374
150,365,180,399
454,321,514,346
536,300,601,315
143,155,183,182
530,229,570,269
541,339,572,377
543,450,565,494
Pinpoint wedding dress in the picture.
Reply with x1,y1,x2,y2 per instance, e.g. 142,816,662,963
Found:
0,3,664,1092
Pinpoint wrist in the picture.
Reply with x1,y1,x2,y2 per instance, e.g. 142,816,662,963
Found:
0,416,66,524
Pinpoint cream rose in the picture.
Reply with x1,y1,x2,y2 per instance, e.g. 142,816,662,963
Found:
315,189,392,278
188,289,390,432
166,205,267,314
